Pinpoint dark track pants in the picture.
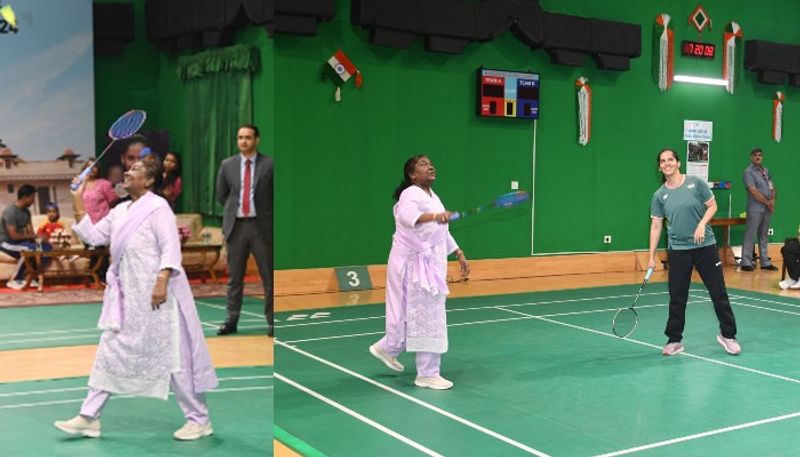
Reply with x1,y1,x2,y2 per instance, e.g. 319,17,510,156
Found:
666,245,737,342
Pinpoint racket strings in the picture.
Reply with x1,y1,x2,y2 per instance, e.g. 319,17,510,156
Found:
110,110,146,139
612,308,638,338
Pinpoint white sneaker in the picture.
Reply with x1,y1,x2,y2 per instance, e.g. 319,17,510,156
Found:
791,281,800,290
5,279,24,290
173,421,213,441
414,376,454,390
717,334,742,355
54,415,101,438
369,343,404,372
662,342,684,356
29,280,38,288
779,279,797,290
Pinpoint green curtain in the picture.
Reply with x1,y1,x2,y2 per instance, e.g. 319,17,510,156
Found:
177,44,259,216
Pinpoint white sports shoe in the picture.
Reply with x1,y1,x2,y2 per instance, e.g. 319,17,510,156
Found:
779,279,797,290
414,376,454,390
5,279,24,290
662,342,685,356
369,343,404,372
173,421,213,441
790,281,800,290
54,415,101,438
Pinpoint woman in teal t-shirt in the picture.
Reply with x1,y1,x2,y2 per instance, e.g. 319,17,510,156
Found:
647,148,740,356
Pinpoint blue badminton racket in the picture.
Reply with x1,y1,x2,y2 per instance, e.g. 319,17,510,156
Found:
449,191,531,221
71,110,147,191
612,267,654,338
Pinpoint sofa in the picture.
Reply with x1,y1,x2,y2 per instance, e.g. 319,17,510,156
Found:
0,213,227,286
0,215,93,284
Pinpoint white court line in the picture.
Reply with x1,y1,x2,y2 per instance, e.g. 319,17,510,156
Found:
0,327,100,338
276,340,552,457
277,291,672,329
276,373,444,457
280,300,711,345
0,386,272,410
728,293,800,308
0,375,273,398
687,292,800,318
593,410,800,457
0,323,269,347
0,387,85,398
284,331,385,344
494,307,800,385
0,332,102,346
195,299,264,318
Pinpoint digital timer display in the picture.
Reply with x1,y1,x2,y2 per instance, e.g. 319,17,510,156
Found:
681,40,716,59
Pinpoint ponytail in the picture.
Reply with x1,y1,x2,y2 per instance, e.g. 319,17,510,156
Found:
392,155,426,201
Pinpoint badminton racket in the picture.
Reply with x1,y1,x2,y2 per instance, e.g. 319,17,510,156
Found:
611,267,654,338
449,191,530,221
70,109,147,191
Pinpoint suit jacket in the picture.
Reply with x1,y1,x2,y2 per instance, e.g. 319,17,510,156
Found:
216,152,273,243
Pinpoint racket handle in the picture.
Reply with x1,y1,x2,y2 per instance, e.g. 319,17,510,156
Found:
449,212,461,221
644,266,654,282
70,167,93,191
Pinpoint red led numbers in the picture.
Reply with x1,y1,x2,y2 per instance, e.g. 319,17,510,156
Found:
681,40,715,59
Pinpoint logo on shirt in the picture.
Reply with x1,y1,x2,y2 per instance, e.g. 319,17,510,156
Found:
663,194,669,200
687,184,695,189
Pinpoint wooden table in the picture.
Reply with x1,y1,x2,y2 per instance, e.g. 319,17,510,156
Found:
710,217,747,265
21,247,108,292
181,243,223,284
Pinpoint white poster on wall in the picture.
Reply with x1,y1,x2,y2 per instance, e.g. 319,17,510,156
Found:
683,120,713,141
687,141,710,182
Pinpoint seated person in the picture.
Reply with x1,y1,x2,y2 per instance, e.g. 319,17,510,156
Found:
1,184,52,289
37,203,65,243
779,233,800,290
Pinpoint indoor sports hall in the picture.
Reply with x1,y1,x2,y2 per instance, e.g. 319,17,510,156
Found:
271,0,800,456
1,1,274,455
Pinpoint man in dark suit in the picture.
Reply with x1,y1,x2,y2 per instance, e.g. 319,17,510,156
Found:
216,124,274,336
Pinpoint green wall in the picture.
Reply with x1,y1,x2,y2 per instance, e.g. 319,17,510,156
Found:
93,1,800,270
273,0,800,269
93,0,274,226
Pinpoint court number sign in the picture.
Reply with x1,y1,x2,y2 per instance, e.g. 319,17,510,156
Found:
334,266,372,291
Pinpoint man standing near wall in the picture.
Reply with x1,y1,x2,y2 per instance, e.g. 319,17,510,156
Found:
741,148,778,271
216,125,274,337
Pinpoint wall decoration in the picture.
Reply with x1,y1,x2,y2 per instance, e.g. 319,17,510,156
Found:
686,141,710,182
653,14,674,92
773,91,784,142
575,76,591,146
688,4,712,38
722,22,743,94
323,49,362,102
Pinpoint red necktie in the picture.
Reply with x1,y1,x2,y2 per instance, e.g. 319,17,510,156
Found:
242,159,252,216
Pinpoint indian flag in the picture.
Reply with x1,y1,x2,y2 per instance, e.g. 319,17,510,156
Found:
327,50,357,83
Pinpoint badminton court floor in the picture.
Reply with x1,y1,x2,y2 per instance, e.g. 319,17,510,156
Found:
0,296,272,456
275,283,800,456
0,296,267,351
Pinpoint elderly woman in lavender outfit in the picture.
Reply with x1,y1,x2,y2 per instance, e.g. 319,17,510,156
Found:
54,160,217,441
369,155,469,390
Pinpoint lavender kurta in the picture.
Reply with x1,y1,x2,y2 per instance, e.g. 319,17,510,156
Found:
387,186,459,354
74,192,217,400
